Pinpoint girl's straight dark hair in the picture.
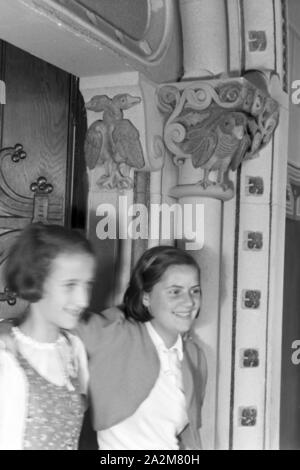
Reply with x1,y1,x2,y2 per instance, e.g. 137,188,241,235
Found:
5,222,94,303
123,245,201,322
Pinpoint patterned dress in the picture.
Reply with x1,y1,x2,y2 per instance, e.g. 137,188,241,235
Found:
17,352,85,450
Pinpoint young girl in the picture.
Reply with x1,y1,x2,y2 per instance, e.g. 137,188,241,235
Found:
79,245,207,450
0,223,95,450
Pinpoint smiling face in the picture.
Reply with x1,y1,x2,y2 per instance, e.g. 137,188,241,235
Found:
143,264,201,347
33,251,95,332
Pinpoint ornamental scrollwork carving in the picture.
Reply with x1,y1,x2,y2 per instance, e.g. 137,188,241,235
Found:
157,73,280,200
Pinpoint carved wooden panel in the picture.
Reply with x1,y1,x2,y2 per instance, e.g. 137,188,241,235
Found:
0,41,75,319
1,42,70,203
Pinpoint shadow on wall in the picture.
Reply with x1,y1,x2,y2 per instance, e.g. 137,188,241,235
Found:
89,249,116,312
79,407,98,450
280,218,300,449
79,248,116,449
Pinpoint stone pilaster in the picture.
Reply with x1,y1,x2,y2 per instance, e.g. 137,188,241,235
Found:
156,69,280,449
80,72,166,308
158,0,288,450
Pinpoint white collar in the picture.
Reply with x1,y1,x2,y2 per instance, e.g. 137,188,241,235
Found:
12,326,67,350
145,321,183,361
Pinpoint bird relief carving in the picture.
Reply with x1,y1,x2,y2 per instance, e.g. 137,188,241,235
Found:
157,75,279,195
84,93,145,190
180,108,251,190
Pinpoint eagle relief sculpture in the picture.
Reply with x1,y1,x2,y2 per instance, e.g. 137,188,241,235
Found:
157,76,279,196
84,93,145,190
180,108,252,190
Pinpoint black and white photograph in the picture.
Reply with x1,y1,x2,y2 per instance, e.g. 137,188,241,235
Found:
0,0,297,452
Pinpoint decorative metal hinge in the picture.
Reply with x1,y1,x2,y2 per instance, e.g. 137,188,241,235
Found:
0,287,17,305
0,143,26,162
30,176,53,223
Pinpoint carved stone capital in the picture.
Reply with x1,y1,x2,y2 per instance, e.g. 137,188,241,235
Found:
157,72,280,200
81,74,166,192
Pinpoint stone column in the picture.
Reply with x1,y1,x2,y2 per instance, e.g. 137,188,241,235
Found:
157,74,280,449
80,72,165,308
179,0,228,78
160,0,288,450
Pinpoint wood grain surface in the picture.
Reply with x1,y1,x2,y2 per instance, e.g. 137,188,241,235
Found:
0,41,74,319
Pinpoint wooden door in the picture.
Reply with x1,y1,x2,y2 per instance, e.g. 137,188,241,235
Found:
0,41,77,319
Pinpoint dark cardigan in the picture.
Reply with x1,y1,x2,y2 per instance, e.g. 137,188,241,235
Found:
77,307,207,450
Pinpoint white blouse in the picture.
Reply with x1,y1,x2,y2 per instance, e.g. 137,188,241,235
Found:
97,322,189,450
0,327,89,450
